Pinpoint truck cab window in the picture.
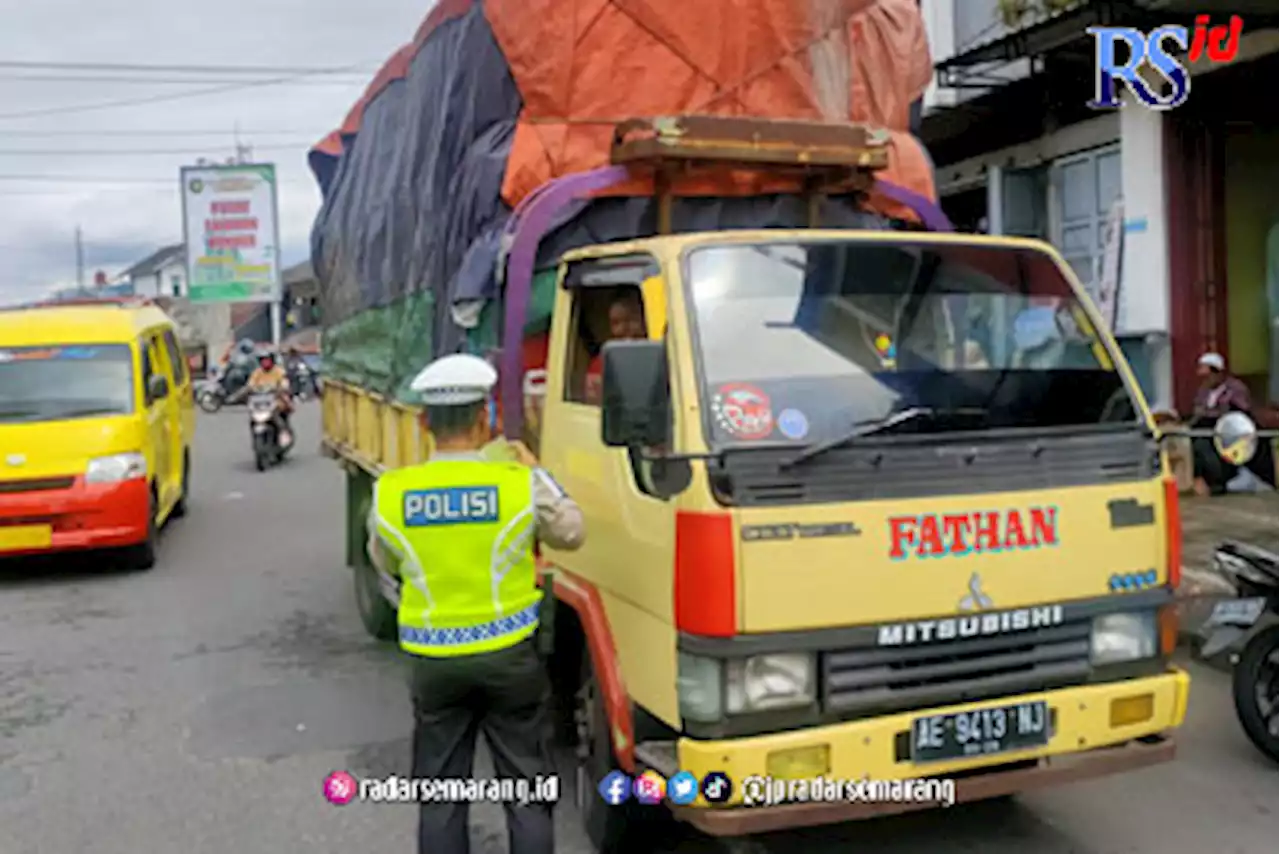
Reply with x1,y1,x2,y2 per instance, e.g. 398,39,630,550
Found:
563,284,649,406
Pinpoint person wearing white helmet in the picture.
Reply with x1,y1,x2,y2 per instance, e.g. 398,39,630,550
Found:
1189,351,1274,495
365,352,583,854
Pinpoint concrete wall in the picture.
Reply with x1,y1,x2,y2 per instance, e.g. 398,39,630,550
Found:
1224,127,1279,380
128,258,185,298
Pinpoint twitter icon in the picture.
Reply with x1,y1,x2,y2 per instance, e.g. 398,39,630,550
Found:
667,771,699,806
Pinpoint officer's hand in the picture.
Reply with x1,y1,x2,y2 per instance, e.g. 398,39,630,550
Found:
509,440,539,468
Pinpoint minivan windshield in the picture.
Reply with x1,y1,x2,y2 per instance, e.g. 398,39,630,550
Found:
0,344,136,423
684,240,1139,447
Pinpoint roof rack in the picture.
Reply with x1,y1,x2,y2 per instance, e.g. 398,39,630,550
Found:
609,115,892,232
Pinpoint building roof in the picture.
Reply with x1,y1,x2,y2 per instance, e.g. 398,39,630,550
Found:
121,243,185,279
282,260,315,286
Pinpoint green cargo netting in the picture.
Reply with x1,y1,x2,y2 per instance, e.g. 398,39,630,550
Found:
323,269,558,406
322,291,435,403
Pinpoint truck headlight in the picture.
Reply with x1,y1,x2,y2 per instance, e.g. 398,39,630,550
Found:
1090,612,1157,665
726,653,815,714
677,653,723,723
86,452,147,484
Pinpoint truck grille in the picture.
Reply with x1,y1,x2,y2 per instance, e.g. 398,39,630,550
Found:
0,477,75,494
823,620,1093,717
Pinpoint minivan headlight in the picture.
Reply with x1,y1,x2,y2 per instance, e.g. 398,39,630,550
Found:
1090,612,1157,665
86,452,147,484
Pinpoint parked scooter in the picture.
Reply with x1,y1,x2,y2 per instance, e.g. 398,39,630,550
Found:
1201,540,1279,760
247,390,294,471
1177,409,1280,760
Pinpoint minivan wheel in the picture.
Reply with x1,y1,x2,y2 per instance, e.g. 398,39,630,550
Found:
170,454,190,519
122,489,158,571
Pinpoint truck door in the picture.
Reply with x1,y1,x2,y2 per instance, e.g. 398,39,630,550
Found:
539,253,678,659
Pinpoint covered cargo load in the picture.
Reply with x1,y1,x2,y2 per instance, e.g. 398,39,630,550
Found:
308,0,938,401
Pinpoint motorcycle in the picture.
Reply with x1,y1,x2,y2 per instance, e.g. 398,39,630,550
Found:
1201,540,1279,760
198,364,252,413
247,390,294,471
289,361,316,401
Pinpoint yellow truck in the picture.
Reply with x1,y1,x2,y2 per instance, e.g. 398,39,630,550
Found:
319,115,1192,847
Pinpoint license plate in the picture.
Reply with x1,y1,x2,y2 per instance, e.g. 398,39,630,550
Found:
0,524,53,552
911,701,1050,763
1208,597,1267,627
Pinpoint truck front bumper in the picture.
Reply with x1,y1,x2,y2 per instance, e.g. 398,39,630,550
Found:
672,668,1188,836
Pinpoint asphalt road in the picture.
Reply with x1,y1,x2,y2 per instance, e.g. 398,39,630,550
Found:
0,404,1274,854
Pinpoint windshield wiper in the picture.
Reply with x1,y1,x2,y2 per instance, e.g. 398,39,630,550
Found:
781,406,989,469
0,408,42,422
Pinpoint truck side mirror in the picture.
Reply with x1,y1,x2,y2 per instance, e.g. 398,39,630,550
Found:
600,340,670,448
1214,411,1261,465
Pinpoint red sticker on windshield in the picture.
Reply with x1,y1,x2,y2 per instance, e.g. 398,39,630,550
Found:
711,384,774,440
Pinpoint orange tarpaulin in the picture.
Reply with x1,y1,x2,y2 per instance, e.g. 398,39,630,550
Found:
312,0,936,222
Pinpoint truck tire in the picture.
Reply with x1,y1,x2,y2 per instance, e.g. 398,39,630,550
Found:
354,561,397,641
1232,628,1279,761
575,656,676,850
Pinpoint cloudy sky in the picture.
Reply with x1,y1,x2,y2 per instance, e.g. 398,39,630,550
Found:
0,0,431,305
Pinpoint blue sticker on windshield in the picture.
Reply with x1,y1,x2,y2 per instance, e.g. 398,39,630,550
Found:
58,347,99,360
777,408,809,440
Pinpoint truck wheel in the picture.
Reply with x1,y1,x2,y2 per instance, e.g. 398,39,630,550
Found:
1232,629,1279,761
575,656,674,850
354,561,397,641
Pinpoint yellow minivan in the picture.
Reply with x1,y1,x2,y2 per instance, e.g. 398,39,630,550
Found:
0,299,194,569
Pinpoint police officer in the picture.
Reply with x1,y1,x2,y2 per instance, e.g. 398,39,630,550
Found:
366,353,584,854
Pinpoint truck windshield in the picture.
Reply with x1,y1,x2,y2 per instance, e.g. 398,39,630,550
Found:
684,240,1139,447
0,345,136,423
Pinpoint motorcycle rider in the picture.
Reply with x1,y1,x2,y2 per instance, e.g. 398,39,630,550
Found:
235,351,293,436
284,346,310,397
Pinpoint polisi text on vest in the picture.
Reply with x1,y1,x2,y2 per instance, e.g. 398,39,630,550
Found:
403,486,500,526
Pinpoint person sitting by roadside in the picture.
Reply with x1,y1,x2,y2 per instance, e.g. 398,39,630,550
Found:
1189,351,1275,495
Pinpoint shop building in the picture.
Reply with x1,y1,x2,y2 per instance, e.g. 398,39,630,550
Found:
919,0,1278,417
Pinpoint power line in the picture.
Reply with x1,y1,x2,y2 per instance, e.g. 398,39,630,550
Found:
0,143,314,156
0,128,321,138
0,60,376,75
0,72,369,86
0,64,369,121
0,174,316,185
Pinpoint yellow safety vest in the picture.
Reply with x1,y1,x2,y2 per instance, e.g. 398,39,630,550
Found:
371,460,540,657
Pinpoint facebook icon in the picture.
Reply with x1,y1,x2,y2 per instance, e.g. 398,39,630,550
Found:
597,770,632,806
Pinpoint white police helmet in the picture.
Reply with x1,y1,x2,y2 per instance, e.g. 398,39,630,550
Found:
409,353,497,406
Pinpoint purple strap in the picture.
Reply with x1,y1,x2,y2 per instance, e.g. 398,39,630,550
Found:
500,166,631,438
874,179,953,232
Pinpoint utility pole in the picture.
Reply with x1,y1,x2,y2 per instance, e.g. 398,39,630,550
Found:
75,226,84,290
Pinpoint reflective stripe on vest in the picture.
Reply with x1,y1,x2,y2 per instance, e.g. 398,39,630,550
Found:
372,459,539,658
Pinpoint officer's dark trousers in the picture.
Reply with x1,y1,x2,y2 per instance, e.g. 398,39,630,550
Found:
409,637,554,854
